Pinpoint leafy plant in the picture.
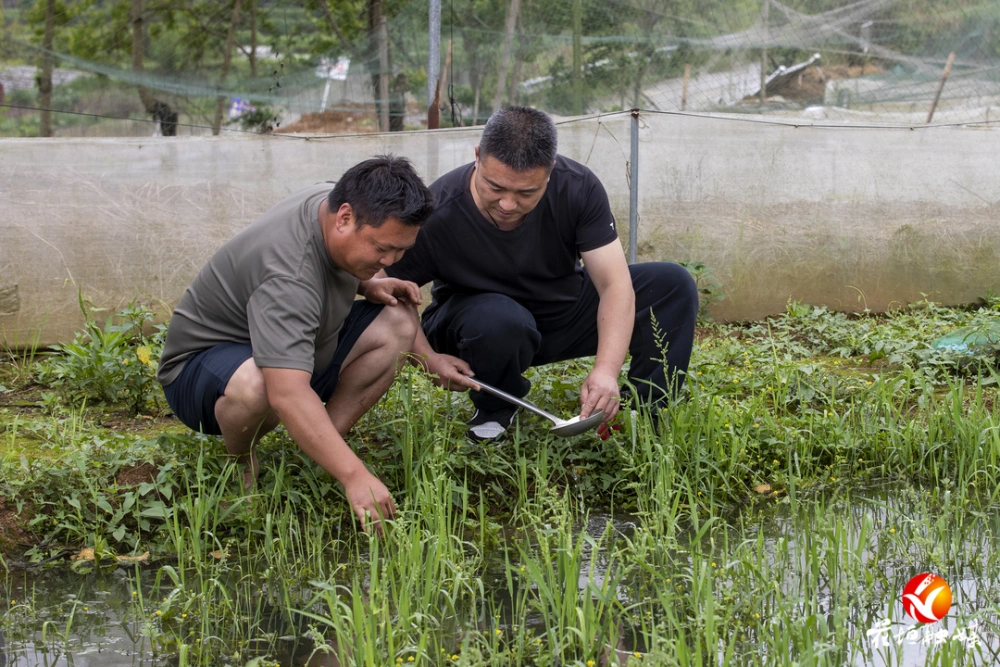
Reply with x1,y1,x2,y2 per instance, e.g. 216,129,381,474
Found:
227,104,279,134
5,295,1000,666
678,259,725,323
36,293,165,415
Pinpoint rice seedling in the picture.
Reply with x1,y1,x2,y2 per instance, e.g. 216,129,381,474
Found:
1,298,1000,665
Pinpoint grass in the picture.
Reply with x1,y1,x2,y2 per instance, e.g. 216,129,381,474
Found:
2,297,1000,665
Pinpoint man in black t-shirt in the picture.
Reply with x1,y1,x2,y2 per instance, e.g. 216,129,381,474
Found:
385,106,699,441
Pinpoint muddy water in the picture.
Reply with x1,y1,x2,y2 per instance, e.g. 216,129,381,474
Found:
2,567,162,666
2,487,997,666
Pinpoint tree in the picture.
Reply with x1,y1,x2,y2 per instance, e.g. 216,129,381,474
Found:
27,0,183,135
491,0,521,110
368,0,389,130
305,0,364,54
25,0,72,136
38,0,55,136
131,0,177,135
211,0,242,135
454,0,505,123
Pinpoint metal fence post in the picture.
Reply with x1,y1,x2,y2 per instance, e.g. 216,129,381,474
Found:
428,0,441,105
629,108,639,265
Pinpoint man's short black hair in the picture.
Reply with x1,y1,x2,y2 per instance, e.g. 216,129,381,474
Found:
479,106,558,172
329,155,434,228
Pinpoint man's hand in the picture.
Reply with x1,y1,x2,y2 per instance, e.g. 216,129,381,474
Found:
261,367,397,535
343,466,397,535
361,277,421,306
422,352,478,391
580,370,620,424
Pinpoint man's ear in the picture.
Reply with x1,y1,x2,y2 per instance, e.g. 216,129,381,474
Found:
334,203,355,231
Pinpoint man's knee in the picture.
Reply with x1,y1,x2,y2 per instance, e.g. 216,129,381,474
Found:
637,262,699,320
388,302,419,337
370,303,419,350
220,360,271,417
461,296,538,344
668,262,700,316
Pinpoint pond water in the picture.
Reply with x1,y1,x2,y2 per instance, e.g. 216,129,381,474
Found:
1,565,332,667
2,567,161,666
2,486,997,666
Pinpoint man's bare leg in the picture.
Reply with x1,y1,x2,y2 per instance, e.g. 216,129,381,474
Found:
212,305,415,487
325,304,418,434
215,359,280,487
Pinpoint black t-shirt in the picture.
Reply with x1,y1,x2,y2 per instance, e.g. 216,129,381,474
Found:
386,155,618,322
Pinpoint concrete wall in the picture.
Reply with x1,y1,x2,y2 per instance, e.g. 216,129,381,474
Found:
1,113,998,346
636,114,1000,320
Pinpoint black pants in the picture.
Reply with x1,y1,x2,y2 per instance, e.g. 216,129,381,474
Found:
422,262,699,413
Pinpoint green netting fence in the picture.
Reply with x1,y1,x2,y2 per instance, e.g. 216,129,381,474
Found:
2,0,1000,138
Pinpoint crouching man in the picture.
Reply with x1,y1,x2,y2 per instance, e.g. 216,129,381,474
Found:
156,155,433,531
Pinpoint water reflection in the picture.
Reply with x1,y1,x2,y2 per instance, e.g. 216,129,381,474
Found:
2,485,998,666
2,566,161,666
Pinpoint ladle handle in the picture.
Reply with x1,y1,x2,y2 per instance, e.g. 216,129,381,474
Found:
469,378,563,424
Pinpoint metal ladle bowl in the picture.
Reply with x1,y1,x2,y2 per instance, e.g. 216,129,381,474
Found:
470,378,604,437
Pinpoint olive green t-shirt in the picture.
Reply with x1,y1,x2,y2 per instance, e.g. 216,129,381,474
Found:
157,183,360,386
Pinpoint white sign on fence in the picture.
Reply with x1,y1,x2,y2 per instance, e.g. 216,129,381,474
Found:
315,56,350,81
317,56,350,112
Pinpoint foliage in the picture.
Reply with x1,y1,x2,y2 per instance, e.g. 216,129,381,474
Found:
35,294,165,415
24,434,188,555
24,0,77,45
227,103,278,132
300,0,369,57
4,296,1000,664
677,259,725,323
7,0,999,137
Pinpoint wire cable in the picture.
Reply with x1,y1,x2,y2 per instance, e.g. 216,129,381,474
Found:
0,103,315,138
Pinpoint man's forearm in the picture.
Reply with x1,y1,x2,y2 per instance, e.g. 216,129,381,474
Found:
358,269,389,295
412,323,434,361
268,386,368,484
593,282,635,376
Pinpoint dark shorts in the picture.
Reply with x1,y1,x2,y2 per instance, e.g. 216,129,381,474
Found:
162,300,384,435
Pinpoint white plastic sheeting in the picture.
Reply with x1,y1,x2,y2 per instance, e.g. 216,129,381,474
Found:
2,112,999,345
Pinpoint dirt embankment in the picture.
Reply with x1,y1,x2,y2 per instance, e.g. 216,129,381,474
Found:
275,108,379,135
761,63,883,102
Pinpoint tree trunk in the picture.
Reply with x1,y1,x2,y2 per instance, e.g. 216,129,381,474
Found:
249,0,257,78
463,28,481,124
473,82,481,125
508,8,523,105
441,39,454,124
132,0,177,135
212,0,244,136
491,0,520,112
368,0,386,129
632,53,648,109
131,0,153,110
38,0,55,137
390,71,408,131
760,0,769,105
377,16,390,131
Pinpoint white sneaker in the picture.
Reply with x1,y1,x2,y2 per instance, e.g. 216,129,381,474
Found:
465,407,519,442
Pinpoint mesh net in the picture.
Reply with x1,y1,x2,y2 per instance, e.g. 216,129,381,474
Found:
2,0,1000,137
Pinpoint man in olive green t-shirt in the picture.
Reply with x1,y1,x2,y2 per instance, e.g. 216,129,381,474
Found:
158,156,440,532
